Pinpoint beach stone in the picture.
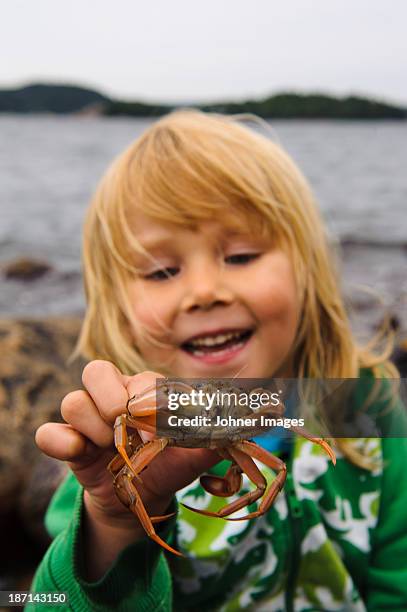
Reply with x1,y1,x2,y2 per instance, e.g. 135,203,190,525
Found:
0,317,84,537
2,257,53,281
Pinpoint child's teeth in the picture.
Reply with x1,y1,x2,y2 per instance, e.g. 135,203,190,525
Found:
191,341,245,357
190,331,241,347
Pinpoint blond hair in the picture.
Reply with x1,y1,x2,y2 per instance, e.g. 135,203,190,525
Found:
73,109,398,469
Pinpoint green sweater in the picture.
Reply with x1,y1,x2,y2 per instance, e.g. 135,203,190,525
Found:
29,378,407,611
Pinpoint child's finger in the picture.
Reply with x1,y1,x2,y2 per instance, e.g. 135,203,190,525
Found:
35,422,97,463
82,360,164,426
81,360,132,424
61,389,114,449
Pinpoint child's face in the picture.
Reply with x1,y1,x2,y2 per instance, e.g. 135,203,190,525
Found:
127,211,301,379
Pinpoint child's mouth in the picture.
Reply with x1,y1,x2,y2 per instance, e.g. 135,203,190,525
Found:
181,329,253,361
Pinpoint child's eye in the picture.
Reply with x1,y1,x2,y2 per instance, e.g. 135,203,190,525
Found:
225,253,260,265
144,267,179,281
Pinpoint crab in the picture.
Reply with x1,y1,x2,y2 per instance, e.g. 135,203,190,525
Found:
107,379,336,556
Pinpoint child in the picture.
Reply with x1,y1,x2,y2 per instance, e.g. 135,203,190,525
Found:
32,110,407,611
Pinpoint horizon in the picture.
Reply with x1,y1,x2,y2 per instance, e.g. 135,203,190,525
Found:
1,79,406,109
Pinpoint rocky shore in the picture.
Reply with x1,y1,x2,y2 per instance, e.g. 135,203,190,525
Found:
0,317,85,590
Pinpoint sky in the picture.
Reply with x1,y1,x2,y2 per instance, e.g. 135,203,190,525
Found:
2,0,407,105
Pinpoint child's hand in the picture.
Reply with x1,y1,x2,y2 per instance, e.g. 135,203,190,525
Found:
35,360,220,576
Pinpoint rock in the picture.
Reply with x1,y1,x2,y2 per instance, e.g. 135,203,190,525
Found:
2,257,53,281
0,317,85,534
0,317,87,588
0,318,84,590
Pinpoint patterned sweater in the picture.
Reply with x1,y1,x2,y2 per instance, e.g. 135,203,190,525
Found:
29,376,407,611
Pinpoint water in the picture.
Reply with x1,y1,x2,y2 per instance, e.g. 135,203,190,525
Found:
0,115,406,336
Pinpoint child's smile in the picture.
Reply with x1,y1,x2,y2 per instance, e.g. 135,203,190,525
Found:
127,212,301,379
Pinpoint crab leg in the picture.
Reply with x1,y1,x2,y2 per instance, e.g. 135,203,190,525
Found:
288,426,336,465
113,413,157,474
117,466,181,556
182,445,267,519
224,440,287,520
108,432,143,474
113,438,182,556
111,434,168,503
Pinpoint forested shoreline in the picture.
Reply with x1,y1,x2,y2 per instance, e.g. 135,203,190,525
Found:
1,83,406,119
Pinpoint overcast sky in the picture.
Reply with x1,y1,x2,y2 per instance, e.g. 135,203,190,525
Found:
2,0,407,104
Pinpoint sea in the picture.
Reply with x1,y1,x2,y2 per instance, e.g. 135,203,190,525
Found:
0,115,406,339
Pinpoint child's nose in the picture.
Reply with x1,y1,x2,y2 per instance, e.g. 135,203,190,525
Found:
180,263,234,311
